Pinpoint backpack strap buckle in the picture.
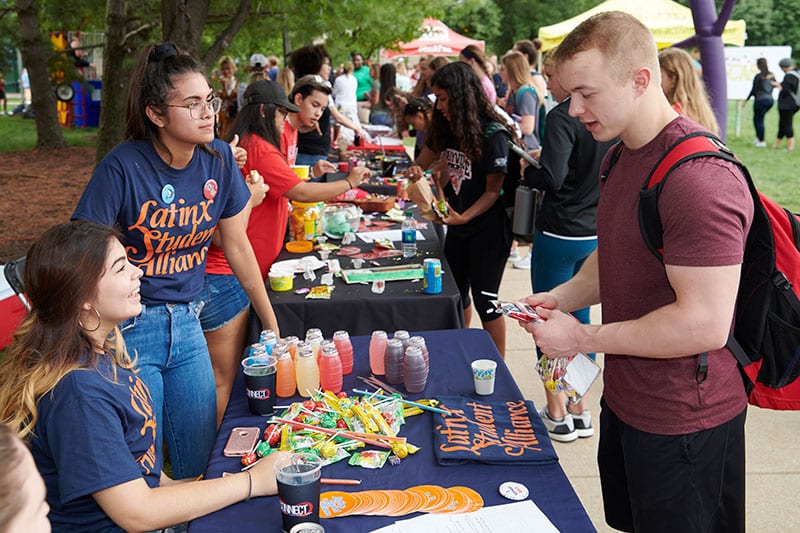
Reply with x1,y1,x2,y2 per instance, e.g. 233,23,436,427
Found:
772,271,792,291
696,352,708,383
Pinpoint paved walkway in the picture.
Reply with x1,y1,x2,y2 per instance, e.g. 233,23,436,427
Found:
491,262,800,532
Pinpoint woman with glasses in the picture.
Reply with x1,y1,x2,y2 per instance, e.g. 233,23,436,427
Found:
290,44,366,171
0,221,287,531
201,80,370,424
73,42,279,480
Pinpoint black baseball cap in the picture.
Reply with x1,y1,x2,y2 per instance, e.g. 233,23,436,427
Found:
243,80,300,112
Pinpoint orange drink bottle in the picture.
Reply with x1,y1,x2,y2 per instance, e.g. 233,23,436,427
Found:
275,345,296,398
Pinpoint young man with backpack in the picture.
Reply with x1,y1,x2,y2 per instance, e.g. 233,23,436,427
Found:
773,57,799,151
521,12,752,532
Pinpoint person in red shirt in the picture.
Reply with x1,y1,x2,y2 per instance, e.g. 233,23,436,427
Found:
201,80,370,424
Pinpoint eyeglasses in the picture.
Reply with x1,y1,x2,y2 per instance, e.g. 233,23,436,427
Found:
166,97,222,119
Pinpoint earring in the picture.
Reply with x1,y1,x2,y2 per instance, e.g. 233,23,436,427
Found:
79,306,102,332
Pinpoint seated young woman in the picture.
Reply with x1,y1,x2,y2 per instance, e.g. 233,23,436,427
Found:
0,221,286,532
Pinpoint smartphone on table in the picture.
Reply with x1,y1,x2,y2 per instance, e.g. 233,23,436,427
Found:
223,427,260,457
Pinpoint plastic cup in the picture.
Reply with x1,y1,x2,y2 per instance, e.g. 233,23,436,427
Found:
269,269,294,292
241,355,277,415
275,453,323,532
471,359,497,395
290,165,310,180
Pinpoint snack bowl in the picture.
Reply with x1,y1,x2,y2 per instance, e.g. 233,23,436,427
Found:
321,203,362,239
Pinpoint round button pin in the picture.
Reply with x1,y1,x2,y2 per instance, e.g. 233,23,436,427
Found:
499,481,529,501
203,179,218,200
161,184,175,204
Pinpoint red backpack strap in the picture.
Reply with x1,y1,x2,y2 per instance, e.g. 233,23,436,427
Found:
638,131,741,261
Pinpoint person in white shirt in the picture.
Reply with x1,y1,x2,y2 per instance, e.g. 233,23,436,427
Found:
332,61,359,143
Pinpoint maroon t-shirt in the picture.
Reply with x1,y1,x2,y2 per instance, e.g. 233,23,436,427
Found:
597,116,753,434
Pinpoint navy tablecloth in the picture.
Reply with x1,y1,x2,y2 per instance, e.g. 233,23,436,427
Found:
189,329,595,533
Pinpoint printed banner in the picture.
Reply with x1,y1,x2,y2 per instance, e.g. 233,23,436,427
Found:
433,396,558,466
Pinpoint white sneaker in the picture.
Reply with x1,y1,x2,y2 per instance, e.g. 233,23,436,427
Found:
567,407,594,438
538,407,578,442
512,254,531,269
508,248,521,262
754,140,766,147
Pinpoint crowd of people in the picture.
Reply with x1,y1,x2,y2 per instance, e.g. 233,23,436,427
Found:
1,15,795,532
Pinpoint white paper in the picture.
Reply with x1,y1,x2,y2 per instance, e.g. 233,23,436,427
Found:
356,230,425,243
369,500,558,533
564,352,601,397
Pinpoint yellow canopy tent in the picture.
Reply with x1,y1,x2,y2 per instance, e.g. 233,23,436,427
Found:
538,0,746,51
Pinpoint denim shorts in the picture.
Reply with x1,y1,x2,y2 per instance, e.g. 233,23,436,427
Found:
199,274,250,332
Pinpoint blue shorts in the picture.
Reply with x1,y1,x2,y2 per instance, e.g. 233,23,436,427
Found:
199,274,250,332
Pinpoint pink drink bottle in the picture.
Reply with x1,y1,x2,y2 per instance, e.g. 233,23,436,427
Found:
333,330,354,375
369,330,388,375
319,344,343,393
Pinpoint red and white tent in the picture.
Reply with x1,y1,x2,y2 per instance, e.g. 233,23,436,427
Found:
382,18,484,59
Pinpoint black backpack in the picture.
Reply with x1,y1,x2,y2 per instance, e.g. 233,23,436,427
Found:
603,132,800,410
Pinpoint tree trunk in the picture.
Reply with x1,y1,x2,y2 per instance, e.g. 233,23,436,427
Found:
161,0,210,56
200,0,252,69
95,0,155,164
15,0,67,150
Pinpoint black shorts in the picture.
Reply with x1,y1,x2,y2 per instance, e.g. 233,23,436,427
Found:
598,398,746,533
444,209,512,323
0,90,5,99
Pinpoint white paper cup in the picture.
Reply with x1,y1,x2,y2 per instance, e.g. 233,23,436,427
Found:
472,359,497,395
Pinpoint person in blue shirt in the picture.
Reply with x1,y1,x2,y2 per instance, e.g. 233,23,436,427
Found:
0,221,286,532
72,42,278,480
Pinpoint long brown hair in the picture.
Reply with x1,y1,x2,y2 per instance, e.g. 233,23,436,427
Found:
658,48,719,135
427,62,518,162
0,221,134,440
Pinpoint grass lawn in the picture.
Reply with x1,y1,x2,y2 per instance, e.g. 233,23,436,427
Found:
0,97,797,210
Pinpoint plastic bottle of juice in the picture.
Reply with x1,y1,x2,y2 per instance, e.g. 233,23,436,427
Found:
306,329,324,360
369,330,388,375
384,338,405,385
295,347,320,397
260,329,278,355
283,335,300,361
319,344,343,393
408,336,429,372
274,344,296,398
333,330,354,375
393,330,411,350
403,345,428,393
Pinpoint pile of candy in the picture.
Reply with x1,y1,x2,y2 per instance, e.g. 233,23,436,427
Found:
239,389,421,469
536,356,581,401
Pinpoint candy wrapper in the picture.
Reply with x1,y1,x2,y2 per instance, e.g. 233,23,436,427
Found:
349,450,390,469
306,285,335,299
536,353,600,401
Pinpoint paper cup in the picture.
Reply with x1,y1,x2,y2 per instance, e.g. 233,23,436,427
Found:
471,359,497,395
290,165,310,180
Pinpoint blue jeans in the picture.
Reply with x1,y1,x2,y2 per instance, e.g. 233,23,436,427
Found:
120,300,216,479
530,230,597,359
753,98,773,142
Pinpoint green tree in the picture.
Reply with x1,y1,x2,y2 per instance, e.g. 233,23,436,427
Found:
491,0,602,55
443,0,502,52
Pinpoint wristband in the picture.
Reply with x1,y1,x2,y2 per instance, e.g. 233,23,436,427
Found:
245,470,252,502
